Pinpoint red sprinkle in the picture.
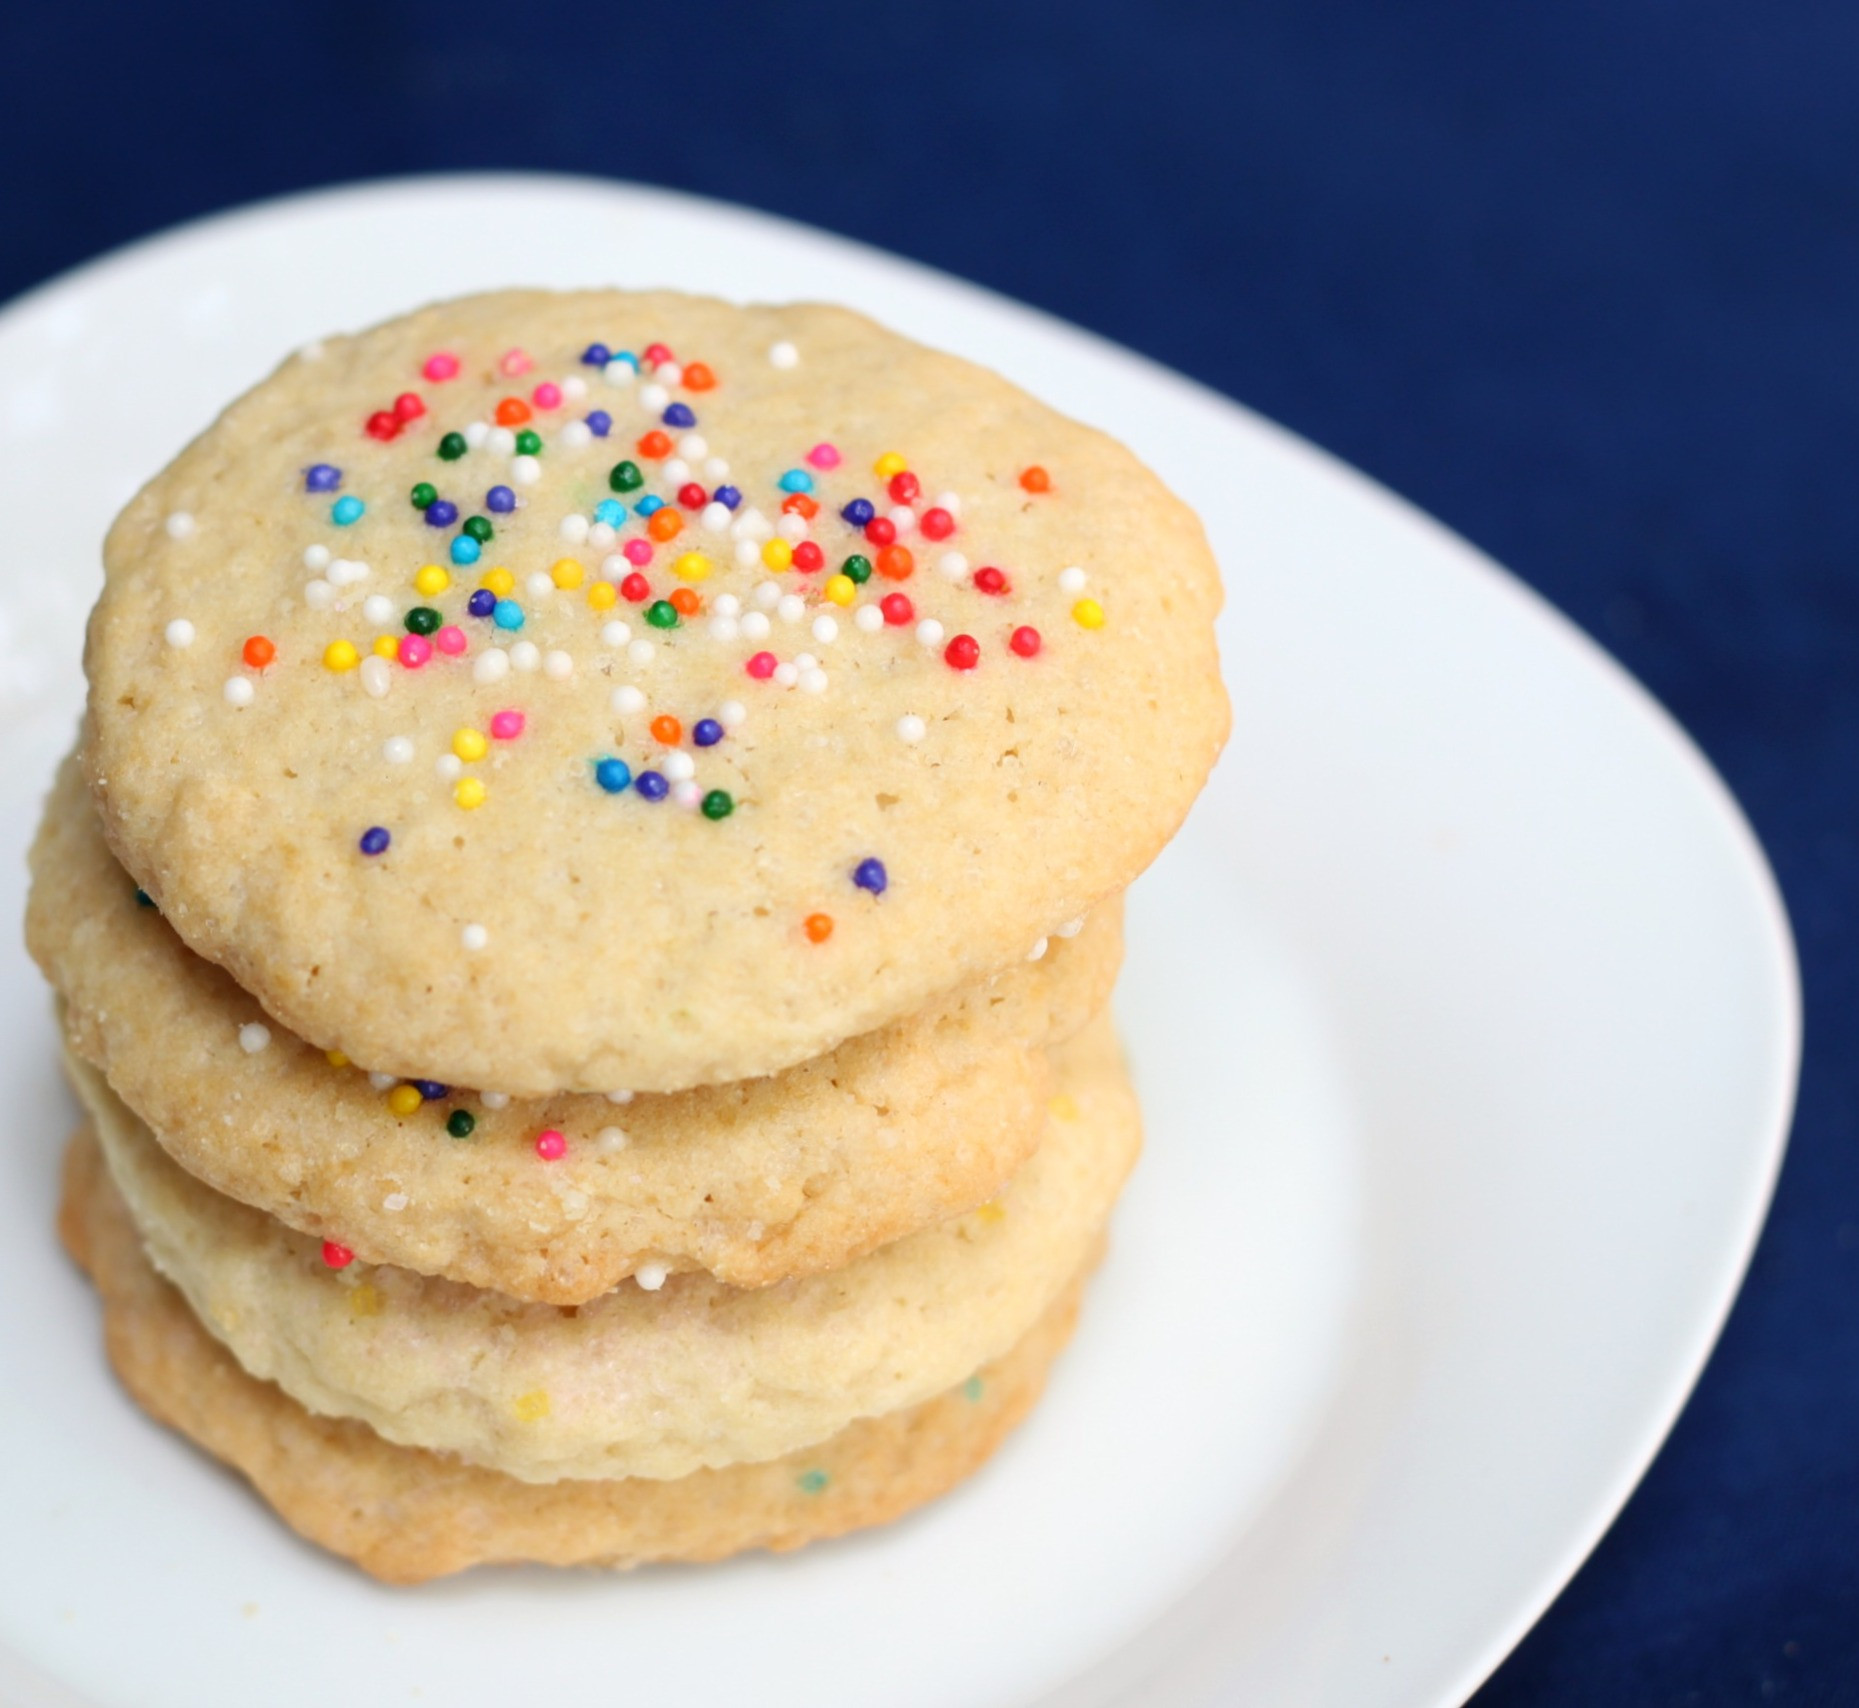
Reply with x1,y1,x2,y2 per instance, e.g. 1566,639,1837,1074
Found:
620,572,652,602
919,507,956,540
864,516,898,547
365,410,401,442
677,482,708,510
535,1129,567,1161
1010,625,1043,658
746,651,778,679
974,566,1010,596
393,391,426,422
792,541,825,572
644,342,675,366
945,634,981,670
887,471,921,505
880,593,914,626
322,1241,354,1269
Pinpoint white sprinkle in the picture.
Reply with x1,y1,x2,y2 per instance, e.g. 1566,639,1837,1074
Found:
794,652,818,672
1027,937,1049,961
473,647,510,686
383,736,415,764
600,620,634,649
360,656,392,699
606,1089,635,1105
700,502,732,533
487,426,516,455
559,420,592,450
511,641,541,671
773,662,799,687
1058,565,1088,594
303,579,336,610
596,1126,629,1154
897,714,926,743
164,511,195,540
238,1023,270,1054
611,684,646,715
383,1192,409,1213
635,1262,669,1291
740,611,772,642
463,420,490,448
223,677,254,707
362,593,393,625
708,614,740,642
369,1071,397,1091
672,779,703,809
601,554,630,580
915,618,945,647
702,456,730,481
935,490,962,516
754,580,782,610
811,614,839,644
733,507,772,542
854,604,884,633
559,513,590,543
888,505,917,534
1056,915,1086,938
638,382,669,411
714,593,742,617
164,618,195,648
303,543,331,571
777,593,806,624
627,638,656,666
800,667,829,694
327,558,361,587
525,570,554,600
733,539,761,567
776,512,809,543
938,553,971,584
481,1091,511,1110
461,924,489,952
561,375,588,401
588,521,616,550
543,649,574,680
663,751,696,783
662,457,690,486
718,699,747,729
603,359,635,386
511,454,542,486
768,340,799,369
656,362,683,388
436,753,464,781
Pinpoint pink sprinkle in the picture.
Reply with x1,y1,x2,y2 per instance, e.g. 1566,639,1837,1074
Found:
806,442,841,470
397,634,433,669
532,381,562,410
622,537,654,566
499,348,533,377
643,342,673,367
745,651,777,680
535,1129,567,1161
434,625,467,656
490,709,526,740
421,352,460,383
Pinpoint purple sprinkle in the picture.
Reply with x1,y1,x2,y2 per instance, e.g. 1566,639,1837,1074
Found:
305,464,342,493
358,826,390,856
485,485,517,514
424,499,459,528
586,410,612,437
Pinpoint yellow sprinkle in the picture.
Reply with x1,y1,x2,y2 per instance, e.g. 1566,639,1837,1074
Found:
874,451,907,478
372,634,398,659
1071,598,1106,630
454,777,487,810
588,580,618,610
551,557,585,590
346,1281,384,1320
322,640,359,672
481,566,515,596
414,564,450,596
452,727,488,762
1048,1093,1080,1121
386,1083,422,1118
674,550,713,582
760,538,792,572
324,1049,349,1069
824,574,856,607
513,1389,551,1422
974,1200,1006,1226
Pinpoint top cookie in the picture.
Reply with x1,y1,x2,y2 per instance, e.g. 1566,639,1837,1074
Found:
85,290,1226,1093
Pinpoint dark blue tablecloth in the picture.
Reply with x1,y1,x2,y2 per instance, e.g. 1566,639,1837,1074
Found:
5,2,1853,1698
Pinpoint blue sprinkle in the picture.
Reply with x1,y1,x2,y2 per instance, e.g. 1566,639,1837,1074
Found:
331,495,365,526
713,485,742,510
358,826,390,856
608,350,640,371
485,485,517,514
635,770,669,802
304,463,342,493
594,757,632,794
636,495,665,517
692,718,723,748
467,588,496,619
853,857,888,896
450,535,482,566
424,499,458,528
412,1079,449,1101
841,498,875,528
492,599,524,630
586,410,612,438
595,499,628,526
580,343,612,367
778,468,814,494
663,402,697,429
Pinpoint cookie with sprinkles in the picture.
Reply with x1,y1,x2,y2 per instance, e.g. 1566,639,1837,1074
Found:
30,752,1122,1300
59,1123,1096,1583
83,289,1227,1094
68,1016,1138,1483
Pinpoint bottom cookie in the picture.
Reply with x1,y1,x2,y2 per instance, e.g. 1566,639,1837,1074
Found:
59,1126,1093,1585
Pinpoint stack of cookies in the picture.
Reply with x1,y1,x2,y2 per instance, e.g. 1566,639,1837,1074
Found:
26,291,1226,1583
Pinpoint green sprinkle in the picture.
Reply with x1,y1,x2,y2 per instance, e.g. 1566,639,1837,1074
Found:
446,1109,477,1140
797,1469,829,1495
645,600,680,630
409,481,437,509
463,515,494,544
514,429,542,456
842,553,873,585
404,606,441,636
701,789,734,821
963,1375,985,1402
133,887,157,910
609,460,643,493
437,432,468,461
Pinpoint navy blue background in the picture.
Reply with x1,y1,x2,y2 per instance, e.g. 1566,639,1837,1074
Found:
4,1,1854,1699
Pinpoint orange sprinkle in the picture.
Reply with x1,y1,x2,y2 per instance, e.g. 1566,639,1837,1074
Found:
647,507,684,542
781,492,820,518
804,912,835,943
876,545,915,580
682,361,717,391
650,714,683,745
494,397,532,427
1019,465,1051,493
636,429,673,459
668,586,702,616
241,635,276,669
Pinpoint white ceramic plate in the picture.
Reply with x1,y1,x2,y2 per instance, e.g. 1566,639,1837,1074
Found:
0,176,1797,1708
